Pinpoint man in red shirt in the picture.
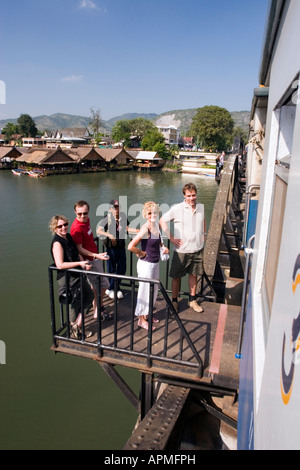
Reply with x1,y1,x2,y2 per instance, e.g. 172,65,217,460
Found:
71,200,111,320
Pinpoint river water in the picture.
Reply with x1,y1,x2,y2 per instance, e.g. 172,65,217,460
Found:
0,169,218,450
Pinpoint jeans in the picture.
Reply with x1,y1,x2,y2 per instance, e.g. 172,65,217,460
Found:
106,246,127,291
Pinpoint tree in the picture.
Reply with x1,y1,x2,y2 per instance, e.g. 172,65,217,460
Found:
111,119,132,147
232,125,248,145
153,142,171,160
190,105,234,152
111,117,156,147
17,114,38,137
2,122,18,141
129,118,155,142
141,128,165,151
89,107,102,137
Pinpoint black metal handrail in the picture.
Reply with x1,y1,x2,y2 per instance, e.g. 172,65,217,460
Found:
98,237,216,302
48,265,204,377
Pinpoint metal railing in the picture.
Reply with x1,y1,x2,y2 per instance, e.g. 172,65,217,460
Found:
48,265,204,377
236,234,255,358
101,237,216,302
242,184,260,248
204,154,241,281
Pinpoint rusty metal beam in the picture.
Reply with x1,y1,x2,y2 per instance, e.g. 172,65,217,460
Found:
100,363,140,411
123,385,190,450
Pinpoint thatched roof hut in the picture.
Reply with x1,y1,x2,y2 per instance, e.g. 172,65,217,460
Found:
15,147,76,166
96,148,133,165
0,146,22,163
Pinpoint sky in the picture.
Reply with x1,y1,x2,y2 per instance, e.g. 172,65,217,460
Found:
0,0,269,122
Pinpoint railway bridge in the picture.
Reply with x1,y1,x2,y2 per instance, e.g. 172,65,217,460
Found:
48,154,246,450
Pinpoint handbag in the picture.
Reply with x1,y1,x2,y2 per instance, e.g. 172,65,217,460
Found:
160,244,169,261
58,276,82,304
158,227,169,261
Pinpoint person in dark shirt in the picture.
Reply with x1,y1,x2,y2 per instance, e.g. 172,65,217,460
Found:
49,214,94,339
97,199,138,299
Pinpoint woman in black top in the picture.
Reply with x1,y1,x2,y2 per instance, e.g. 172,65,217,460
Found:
49,214,94,338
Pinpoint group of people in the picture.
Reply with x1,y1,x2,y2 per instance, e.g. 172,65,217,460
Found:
49,201,113,338
49,182,206,334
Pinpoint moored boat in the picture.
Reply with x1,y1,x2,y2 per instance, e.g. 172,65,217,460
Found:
11,169,27,176
27,170,45,177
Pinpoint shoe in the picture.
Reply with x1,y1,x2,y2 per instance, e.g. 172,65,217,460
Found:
171,300,178,314
188,300,204,313
79,328,92,338
117,290,124,299
105,289,114,299
102,312,113,321
100,307,113,321
71,324,79,339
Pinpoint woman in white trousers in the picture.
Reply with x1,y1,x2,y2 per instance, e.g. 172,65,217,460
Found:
128,201,169,330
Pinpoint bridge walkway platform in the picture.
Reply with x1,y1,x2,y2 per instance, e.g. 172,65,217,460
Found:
50,282,240,392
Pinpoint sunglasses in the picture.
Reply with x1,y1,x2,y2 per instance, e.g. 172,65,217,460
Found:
76,212,88,216
57,222,68,229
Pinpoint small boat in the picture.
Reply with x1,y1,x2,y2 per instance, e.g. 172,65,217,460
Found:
11,169,27,176
27,170,45,178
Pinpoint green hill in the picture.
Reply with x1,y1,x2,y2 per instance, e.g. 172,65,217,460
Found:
0,109,250,135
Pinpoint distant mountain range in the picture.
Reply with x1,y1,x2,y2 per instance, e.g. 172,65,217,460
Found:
0,109,250,135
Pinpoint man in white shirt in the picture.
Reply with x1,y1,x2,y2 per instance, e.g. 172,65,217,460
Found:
160,183,206,313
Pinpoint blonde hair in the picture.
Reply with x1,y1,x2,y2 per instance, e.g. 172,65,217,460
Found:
142,201,159,219
49,214,69,234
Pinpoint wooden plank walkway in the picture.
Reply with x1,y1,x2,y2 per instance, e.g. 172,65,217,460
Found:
52,289,241,391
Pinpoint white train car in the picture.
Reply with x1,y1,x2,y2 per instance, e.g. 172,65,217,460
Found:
238,0,300,449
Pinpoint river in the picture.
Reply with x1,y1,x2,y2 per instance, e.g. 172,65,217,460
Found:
0,169,218,450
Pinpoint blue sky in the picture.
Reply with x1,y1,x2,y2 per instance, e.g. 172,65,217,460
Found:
1,0,269,122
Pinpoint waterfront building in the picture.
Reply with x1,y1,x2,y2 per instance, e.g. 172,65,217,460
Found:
22,137,45,148
0,146,22,166
156,125,180,146
42,127,91,148
128,150,164,169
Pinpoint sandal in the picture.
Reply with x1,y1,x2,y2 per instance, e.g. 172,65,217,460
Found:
103,312,113,321
71,324,79,339
145,315,160,323
79,327,92,338
138,321,156,331
101,308,113,321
